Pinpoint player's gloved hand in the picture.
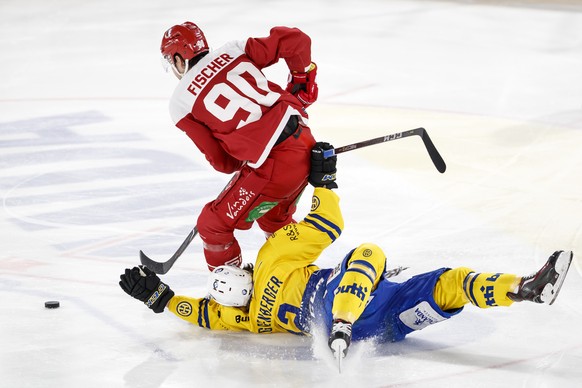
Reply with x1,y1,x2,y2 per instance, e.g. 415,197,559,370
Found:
309,142,337,189
119,265,175,313
286,62,318,108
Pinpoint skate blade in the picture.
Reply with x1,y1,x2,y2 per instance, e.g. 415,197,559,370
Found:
331,341,346,373
542,250,573,305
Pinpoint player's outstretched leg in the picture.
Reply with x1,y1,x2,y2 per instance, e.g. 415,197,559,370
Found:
508,250,573,305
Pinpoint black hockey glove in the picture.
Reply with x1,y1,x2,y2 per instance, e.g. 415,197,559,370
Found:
309,142,338,189
119,265,175,313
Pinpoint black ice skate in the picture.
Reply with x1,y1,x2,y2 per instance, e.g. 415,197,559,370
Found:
328,319,352,372
508,250,573,305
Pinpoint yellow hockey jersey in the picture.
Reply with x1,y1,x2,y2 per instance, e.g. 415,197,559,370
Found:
166,187,343,334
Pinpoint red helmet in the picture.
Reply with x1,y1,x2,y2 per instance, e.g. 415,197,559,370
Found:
160,22,209,63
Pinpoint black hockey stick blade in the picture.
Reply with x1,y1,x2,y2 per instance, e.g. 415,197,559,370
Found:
416,128,446,173
137,178,236,275
323,127,446,173
139,226,199,274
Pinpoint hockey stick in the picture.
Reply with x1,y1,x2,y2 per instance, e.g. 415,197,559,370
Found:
139,176,236,274
323,127,446,173
139,227,198,274
140,127,446,274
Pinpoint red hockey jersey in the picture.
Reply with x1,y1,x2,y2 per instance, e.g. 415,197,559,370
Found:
169,27,313,172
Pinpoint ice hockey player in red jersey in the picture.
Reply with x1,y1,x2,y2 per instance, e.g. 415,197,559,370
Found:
160,22,318,270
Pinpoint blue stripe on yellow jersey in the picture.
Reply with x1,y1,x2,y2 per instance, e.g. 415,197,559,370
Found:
200,299,210,328
304,213,341,242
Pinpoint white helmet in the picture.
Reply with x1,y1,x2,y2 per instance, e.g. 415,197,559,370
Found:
207,265,253,307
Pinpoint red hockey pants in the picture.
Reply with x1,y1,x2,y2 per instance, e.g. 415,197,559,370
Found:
197,125,316,270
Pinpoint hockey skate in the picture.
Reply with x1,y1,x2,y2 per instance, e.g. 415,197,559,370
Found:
508,250,573,305
328,319,352,373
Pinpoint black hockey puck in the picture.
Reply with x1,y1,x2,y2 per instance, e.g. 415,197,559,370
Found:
45,301,60,309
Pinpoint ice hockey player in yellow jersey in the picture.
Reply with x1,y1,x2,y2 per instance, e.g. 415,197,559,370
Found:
120,142,574,365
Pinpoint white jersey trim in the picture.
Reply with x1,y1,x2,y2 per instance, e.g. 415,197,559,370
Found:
247,106,301,169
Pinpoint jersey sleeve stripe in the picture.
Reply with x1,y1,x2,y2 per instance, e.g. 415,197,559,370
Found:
306,213,342,236
198,299,211,328
304,218,337,242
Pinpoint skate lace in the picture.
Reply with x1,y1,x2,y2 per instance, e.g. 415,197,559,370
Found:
522,273,534,282
331,321,352,337
518,272,538,293
507,272,536,302
521,260,555,290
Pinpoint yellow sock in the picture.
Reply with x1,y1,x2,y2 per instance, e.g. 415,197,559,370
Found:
463,271,519,308
434,267,519,310
434,267,473,310
331,243,385,322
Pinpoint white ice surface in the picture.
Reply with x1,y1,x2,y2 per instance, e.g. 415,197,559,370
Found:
1,0,582,387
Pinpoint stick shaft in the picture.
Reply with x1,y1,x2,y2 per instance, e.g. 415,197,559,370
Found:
140,128,446,274
323,127,446,173
139,227,198,274
139,176,236,274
